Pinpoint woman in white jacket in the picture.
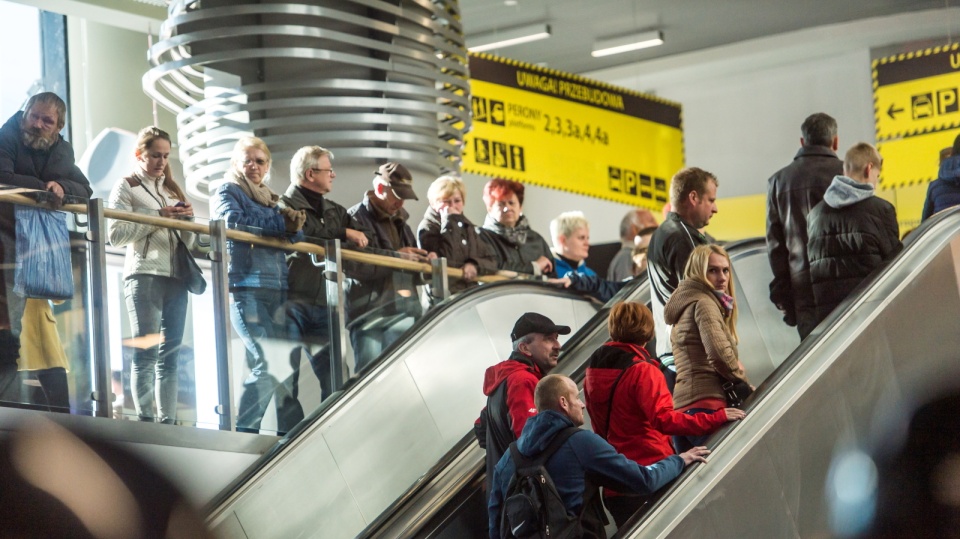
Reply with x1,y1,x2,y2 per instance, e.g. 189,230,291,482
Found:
107,126,194,424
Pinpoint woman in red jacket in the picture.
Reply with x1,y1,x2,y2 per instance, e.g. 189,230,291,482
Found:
583,301,745,527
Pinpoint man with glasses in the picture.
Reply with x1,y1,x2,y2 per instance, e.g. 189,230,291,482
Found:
807,142,902,327
0,92,91,401
280,146,371,400
346,162,436,370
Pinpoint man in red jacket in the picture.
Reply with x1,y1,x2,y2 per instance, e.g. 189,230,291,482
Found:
477,312,570,496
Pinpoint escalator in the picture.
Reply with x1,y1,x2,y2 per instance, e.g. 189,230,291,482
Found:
206,280,600,538
616,209,960,537
360,238,798,538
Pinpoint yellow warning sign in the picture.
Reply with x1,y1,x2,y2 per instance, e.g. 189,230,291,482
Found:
873,43,960,140
464,53,684,210
877,129,959,189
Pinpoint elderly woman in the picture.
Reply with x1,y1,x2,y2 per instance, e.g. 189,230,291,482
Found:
584,301,744,526
664,244,751,453
108,126,194,424
548,211,626,303
479,178,553,276
417,175,497,289
210,136,306,434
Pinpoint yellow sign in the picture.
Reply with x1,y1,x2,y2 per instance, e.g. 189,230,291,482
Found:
877,129,957,189
874,44,960,140
464,53,684,210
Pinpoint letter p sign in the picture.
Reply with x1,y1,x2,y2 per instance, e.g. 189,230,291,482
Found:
938,88,959,116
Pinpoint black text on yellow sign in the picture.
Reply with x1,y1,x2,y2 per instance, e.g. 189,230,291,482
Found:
874,43,960,139
463,53,683,210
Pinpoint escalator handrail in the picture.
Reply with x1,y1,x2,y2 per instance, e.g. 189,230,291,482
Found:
619,208,960,537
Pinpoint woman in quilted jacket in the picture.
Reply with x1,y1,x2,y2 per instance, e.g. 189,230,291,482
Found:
664,244,751,453
108,126,194,424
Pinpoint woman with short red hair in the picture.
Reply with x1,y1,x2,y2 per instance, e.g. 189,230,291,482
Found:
479,178,554,276
584,301,744,527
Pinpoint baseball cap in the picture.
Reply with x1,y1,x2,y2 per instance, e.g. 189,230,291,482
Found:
510,312,571,341
376,162,418,201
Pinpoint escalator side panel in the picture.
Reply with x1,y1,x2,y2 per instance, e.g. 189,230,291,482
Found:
210,291,597,539
641,235,960,538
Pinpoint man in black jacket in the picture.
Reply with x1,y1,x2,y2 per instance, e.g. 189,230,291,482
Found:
807,143,902,325
766,113,843,339
280,145,371,400
647,167,717,363
0,92,91,400
346,162,436,370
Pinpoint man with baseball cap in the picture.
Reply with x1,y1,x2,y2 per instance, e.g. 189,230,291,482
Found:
476,312,571,496
346,162,436,370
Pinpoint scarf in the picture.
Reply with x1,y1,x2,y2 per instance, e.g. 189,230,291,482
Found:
482,213,533,245
713,289,735,318
225,169,278,208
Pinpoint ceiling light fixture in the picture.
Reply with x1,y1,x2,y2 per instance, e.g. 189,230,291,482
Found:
467,23,552,52
591,30,664,57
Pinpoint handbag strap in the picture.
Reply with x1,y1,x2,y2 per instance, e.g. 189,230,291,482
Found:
600,345,661,441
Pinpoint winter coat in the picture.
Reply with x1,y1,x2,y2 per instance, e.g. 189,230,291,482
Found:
209,180,294,290
345,192,420,320
921,154,960,221
664,279,747,409
108,170,195,279
584,342,727,483
647,212,710,357
487,410,684,539
19,299,68,371
417,207,498,290
279,184,371,305
554,253,597,278
765,145,843,334
479,214,554,276
0,111,91,200
807,175,902,324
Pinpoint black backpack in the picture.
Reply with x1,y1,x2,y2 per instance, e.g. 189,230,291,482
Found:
500,427,582,539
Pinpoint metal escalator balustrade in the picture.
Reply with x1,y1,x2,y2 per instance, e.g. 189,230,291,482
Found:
623,208,960,538
207,280,600,538
361,239,796,538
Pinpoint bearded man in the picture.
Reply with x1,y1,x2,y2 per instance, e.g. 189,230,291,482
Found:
0,92,91,397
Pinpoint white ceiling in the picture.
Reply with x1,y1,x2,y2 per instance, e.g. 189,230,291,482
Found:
460,0,949,74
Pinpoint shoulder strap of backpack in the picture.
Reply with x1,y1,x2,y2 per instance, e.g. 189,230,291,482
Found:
509,426,580,470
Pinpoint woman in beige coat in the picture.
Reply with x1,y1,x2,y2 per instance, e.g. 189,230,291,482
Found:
664,244,750,452
19,298,69,411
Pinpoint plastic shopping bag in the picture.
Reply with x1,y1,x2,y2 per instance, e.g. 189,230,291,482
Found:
14,205,74,300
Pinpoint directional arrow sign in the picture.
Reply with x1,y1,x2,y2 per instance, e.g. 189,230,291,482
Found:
874,44,960,140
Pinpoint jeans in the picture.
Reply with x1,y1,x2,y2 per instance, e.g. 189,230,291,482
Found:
285,300,334,401
673,408,719,453
230,287,303,433
124,274,188,423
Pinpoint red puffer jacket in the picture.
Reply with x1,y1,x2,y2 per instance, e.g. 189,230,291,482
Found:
584,342,728,495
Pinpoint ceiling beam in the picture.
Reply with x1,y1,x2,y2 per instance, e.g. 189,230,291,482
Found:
7,0,165,34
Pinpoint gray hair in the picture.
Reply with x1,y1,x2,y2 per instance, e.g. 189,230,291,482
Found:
512,333,536,351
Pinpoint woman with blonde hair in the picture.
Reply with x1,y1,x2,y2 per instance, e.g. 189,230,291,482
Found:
584,301,743,526
108,126,194,423
664,244,751,452
417,175,496,289
210,136,306,433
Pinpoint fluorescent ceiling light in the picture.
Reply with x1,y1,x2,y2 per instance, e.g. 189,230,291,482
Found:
592,30,664,57
468,23,551,52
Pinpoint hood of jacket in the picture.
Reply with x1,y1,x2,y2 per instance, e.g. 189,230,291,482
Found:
482,352,540,396
939,154,960,184
583,343,646,435
515,409,577,456
663,278,719,325
823,175,875,209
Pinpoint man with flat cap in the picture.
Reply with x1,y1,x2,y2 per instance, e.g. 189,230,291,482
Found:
346,162,436,369
476,311,571,496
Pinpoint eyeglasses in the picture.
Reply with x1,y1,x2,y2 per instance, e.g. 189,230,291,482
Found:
311,168,335,175
243,158,268,167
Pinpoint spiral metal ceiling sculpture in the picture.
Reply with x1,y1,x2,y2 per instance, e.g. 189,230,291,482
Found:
143,0,470,199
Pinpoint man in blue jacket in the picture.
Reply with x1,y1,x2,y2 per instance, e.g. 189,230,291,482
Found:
488,374,710,538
